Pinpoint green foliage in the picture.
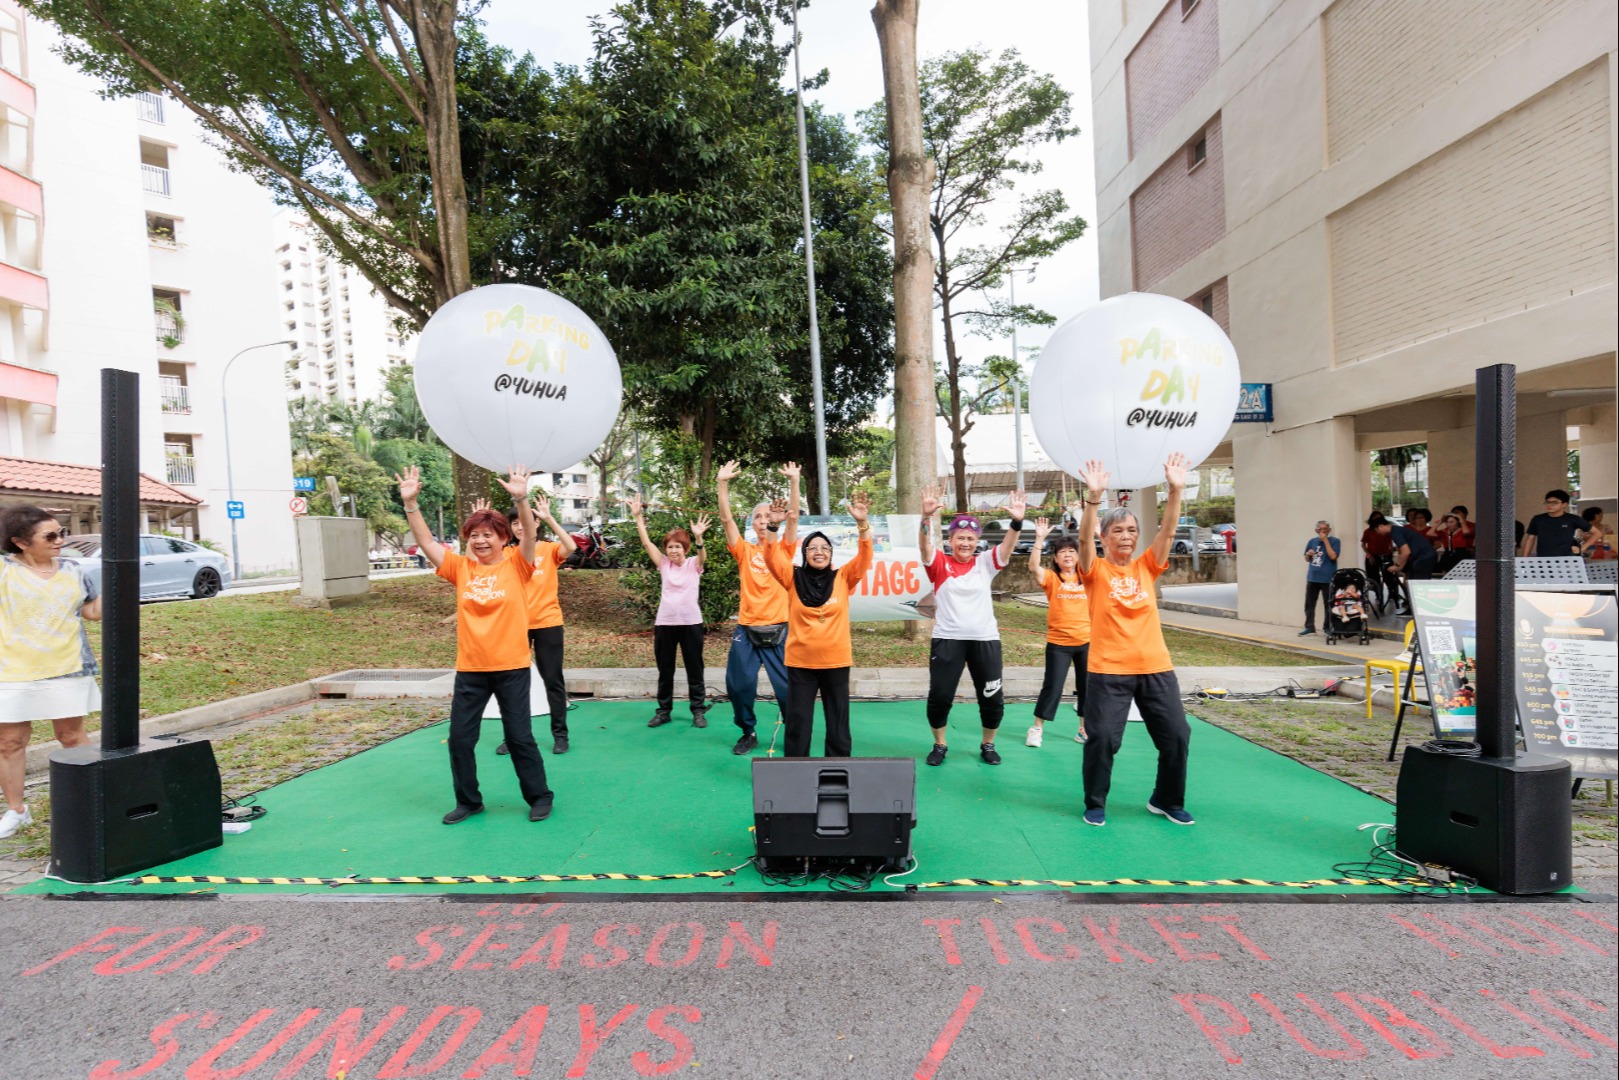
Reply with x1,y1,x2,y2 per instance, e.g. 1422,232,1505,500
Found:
302,434,397,536
372,437,453,523
1183,496,1236,529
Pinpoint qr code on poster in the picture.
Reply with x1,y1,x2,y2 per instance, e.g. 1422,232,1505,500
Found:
1426,626,1458,655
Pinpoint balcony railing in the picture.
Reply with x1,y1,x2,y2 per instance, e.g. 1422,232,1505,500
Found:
141,163,170,196
164,454,196,486
154,309,184,345
159,378,191,414
136,92,165,123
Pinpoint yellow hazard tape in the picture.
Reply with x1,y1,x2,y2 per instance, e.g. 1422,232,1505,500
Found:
128,871,1450,890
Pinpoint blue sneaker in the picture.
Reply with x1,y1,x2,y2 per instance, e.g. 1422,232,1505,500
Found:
1082,808,1106,827
1147,797,1195,825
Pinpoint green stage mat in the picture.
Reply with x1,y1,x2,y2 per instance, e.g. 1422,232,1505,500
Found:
23,701,1423,896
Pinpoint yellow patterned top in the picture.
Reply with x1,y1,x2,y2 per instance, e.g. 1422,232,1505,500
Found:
0,556,98,683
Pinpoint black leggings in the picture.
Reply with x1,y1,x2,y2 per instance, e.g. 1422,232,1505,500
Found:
1034,642,1088,722
529,625,569,737
448,668,552,810
1082,671,1189,812
926,638,1004,731
654,623,706,715
784,666,852,757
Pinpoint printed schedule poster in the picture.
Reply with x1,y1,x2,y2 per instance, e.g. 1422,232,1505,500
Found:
1514,591,1617,780
1408,580,1479,740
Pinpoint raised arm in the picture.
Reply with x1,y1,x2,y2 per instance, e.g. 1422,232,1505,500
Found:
1029,518,1051,585
780,461,802,550
396,466,447,568
716,460,743,548
918,482,943,563
998,489,1027,566
1076,460,1108,573
690,514,712,570
627,494,665,567
763,498,788,550
499,467,538,565
1149,453,1189,566
841,491,876,584
531,489,576,557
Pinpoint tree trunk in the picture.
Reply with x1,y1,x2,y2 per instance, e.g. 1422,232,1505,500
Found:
938,286,970,510
699,396,716,486
873,0,935,641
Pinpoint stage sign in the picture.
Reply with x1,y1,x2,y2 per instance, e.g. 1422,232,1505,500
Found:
755,514,937,622
1513,591,1616,780
1233,383,1273,423
1407,580,1479,740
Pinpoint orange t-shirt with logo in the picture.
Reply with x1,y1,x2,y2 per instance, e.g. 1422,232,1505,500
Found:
437,551,535,671
1041,569,1091,647
1079,554,1171,674
766,536,874,669
729,537,789,626
512,541,568,629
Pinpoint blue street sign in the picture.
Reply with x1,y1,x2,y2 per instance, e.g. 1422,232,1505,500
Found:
293,477,316,492
226,501,245,520
1234,383,1273,423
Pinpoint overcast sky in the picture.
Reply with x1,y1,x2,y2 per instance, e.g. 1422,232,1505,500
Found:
478,0,1100,404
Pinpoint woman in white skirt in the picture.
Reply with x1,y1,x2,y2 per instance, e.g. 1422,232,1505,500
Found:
0,505,102,839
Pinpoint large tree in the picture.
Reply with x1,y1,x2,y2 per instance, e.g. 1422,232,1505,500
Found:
863,46,1086,508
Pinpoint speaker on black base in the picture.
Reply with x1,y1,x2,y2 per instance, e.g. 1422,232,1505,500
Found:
50,738,223,883
1395,745,1572,895
752,757,915,870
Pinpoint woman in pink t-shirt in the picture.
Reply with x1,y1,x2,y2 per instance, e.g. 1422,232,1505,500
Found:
628,495,713,729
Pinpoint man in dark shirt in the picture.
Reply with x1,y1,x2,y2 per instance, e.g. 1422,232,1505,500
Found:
1521,489,1593,558
1377,517,1437,615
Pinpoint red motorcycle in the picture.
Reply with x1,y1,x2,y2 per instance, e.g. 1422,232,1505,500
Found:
565,521,617,569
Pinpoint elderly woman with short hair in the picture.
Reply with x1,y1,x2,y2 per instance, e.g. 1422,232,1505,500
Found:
628,495,713,730
0,505,102,839
1074,454,1195,828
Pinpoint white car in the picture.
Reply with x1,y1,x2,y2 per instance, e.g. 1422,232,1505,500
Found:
61,534,234,601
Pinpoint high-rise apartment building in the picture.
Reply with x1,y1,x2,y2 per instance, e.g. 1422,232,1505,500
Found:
1089,0,1617,626
277,211,416,407
0,9,296,573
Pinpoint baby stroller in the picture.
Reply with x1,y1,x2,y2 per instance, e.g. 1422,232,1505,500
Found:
1325,568,1371,646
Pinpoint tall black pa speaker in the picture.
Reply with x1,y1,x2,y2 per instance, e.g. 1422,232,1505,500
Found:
1395,746,1572,894
51,739,223,883
753,758,915,870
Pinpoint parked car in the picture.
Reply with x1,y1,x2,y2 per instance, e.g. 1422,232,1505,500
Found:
60,534,233,601
1202,523,1237,553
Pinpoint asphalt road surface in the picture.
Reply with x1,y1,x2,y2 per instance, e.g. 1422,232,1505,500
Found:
5,890,1615,1079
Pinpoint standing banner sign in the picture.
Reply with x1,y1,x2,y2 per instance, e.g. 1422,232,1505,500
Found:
1407,580,1480,739
768,514,937,622
1513,591,1617,780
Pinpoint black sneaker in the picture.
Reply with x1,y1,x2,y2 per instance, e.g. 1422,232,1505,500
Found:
926,745,948,767
528,799,554,822
1298,628,1316,637
692,710,708,729
733,733,758,755
442,804,483,825
495,741,510,756
648,711,672,728
551,736,569,755
980,742,1002,765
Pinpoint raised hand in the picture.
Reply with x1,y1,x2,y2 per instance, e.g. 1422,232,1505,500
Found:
920,483,943,517
1007,489,1028,521
1034,517,1053,542
1081,460,1110,499
627,494,645,519
1163,452,1190,492
529,490,552,519
779,461,802,480
395,465,422,503
717,460,742,483
499,465,532,499
691,513,713,540
469,497,492,515
848,490,871,524
768,498,789,525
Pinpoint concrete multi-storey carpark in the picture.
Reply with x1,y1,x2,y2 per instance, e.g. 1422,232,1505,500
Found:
0,8,296,573
1088,0,1617,627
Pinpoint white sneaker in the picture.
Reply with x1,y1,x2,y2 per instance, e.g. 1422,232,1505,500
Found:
1025,725,1043,748
1075,728,1087,744
0,806,31,839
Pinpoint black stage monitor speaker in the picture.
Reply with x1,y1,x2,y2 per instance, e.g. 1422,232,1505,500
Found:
753,757,915,870
50,739,223,883
1395,745,1572,895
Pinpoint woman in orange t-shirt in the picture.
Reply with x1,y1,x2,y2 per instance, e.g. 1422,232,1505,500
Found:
396,465,555,826
1026,518,1091,749
1074,454,1194,829
766,465,873,757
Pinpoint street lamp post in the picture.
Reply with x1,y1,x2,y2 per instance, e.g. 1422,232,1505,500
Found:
222,339,297,583
1008,267,1032,491
791,3,830,515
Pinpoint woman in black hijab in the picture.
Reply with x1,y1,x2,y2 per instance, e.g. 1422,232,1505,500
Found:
765,463,874,756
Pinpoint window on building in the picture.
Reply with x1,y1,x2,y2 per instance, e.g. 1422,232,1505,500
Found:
552,473,565,486
1180,0,1201,16
1198,291,1214,317
1188,132,1207,171
146,213,178,245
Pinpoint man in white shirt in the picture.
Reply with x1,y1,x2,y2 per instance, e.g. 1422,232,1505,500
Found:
919,486,1027,766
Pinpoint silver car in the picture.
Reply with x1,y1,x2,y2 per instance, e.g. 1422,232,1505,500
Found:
61,534,233,601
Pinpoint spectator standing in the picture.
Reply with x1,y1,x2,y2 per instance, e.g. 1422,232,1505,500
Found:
1522,490,1594,558
1378,516,1438,615
1300,520,1341,636
1582,507,1614,560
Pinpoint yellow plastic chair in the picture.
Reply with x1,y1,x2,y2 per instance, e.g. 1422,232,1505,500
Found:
1364,622,1418,719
